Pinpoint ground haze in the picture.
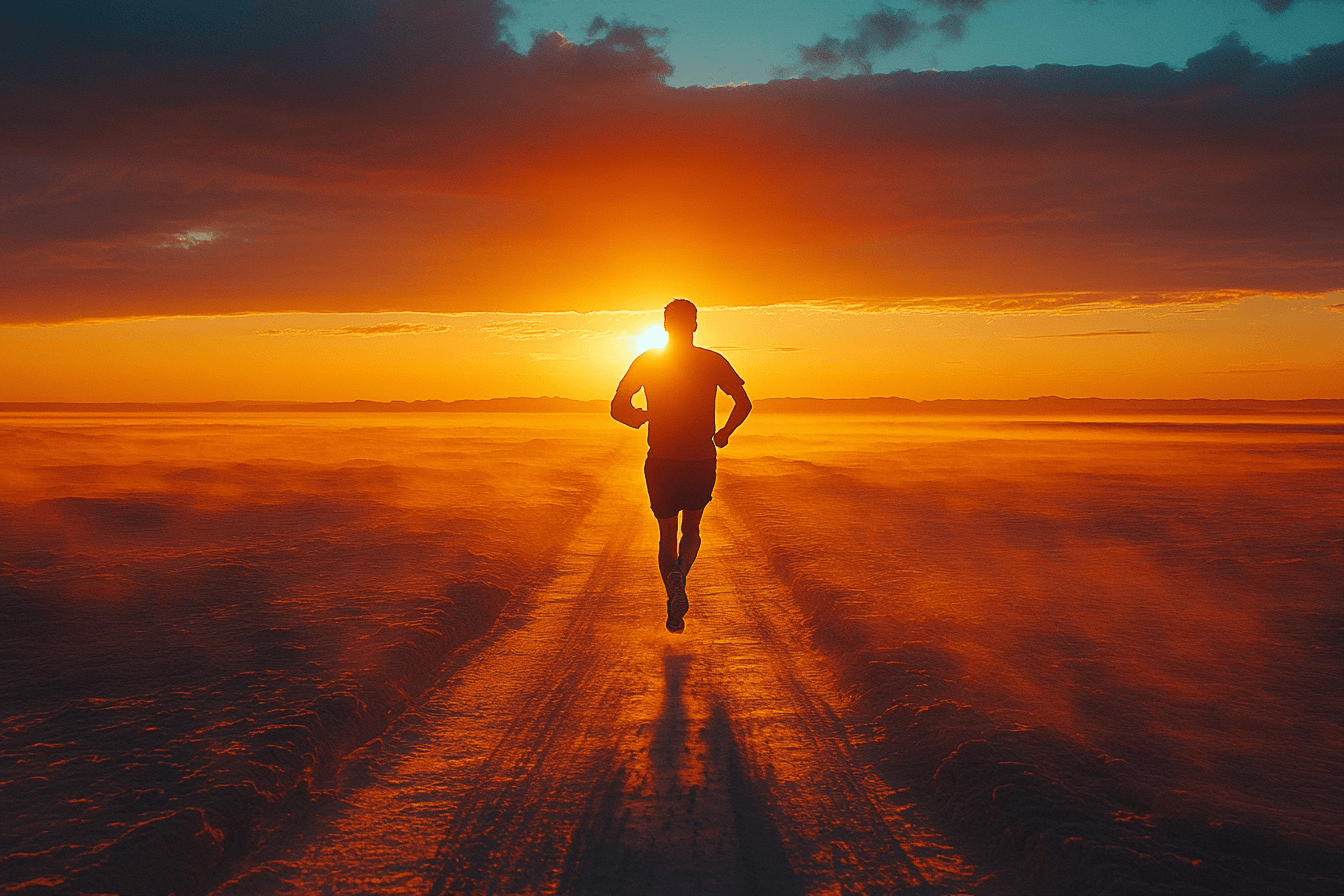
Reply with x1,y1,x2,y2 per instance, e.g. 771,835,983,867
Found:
1,409,1340,894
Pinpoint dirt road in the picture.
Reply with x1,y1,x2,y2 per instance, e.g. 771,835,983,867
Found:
215,460,978,895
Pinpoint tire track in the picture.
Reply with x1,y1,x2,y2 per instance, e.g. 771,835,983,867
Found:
422,497,648,896
696,502,977,893
214,459,979,895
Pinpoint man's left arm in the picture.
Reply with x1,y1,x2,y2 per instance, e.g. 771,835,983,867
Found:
611,366,649,430
714,380,751,448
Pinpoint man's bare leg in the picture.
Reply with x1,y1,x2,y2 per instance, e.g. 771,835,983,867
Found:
678,507,704,577
657,514,680,583
657,509,703,580
658,513,688,632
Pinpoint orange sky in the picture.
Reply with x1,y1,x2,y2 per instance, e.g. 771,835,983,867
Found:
2,4,1341,400
3,297,1341,402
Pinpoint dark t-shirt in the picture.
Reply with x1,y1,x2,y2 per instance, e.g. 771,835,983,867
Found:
620,346,744,460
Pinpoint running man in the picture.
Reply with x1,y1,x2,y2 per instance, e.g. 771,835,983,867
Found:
611,299,752,632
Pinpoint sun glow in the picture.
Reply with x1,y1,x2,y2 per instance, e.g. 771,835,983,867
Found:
634,324,668,355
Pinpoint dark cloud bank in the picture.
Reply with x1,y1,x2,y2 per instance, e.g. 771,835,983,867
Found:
1,1,1342,321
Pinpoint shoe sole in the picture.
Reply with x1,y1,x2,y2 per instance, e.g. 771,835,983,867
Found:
665,599,685,633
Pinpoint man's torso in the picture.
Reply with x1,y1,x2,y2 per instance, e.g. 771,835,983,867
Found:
626,346,742,460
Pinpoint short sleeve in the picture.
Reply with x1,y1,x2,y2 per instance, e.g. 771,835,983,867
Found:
716,353,744,389
619,352,649,391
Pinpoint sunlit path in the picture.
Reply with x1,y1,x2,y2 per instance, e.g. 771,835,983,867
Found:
212,456,976,895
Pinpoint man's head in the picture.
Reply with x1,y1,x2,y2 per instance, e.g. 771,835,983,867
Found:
663,298,697,340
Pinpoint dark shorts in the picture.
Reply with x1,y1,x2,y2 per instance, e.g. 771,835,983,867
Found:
644,456,717,519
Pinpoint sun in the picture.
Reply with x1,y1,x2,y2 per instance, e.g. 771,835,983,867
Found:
634,324,668,355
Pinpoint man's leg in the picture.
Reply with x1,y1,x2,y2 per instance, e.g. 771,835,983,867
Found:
678,507,704,577
659,513,688,632
657,514,681,583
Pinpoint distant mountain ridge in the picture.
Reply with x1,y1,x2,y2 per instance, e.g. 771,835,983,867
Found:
0,397,608,413
752,396,1344,415
3,397,1342,414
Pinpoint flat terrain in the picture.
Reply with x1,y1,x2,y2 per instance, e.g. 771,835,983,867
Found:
219,454,976,894
3,411,1341,895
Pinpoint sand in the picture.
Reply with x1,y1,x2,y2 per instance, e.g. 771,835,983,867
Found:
1,410,1340,894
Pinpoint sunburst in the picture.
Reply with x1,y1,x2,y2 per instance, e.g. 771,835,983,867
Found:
633,324,668,355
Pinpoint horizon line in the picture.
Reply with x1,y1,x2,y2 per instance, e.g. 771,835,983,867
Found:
4,396,1343,414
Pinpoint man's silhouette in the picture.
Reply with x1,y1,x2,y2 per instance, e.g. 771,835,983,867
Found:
612,299,752,632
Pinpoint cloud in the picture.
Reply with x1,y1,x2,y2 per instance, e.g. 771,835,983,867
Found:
1255,0,1344,13
1019,329,1155,338
258,323,452,337
917,0,995,10
162,231,220,249
1326,303,1344,312
528,15,672,82
709,345,806,353
778,6,922,77
913,0,995,44
814,291,1295,314
934,14,968,41
1195,365,1301,374
1,5,1341,324
477,322,608,340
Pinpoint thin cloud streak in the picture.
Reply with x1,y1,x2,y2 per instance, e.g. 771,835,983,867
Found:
1195,367,1301,374
258,323,452,337
798,290,1312,314
1019,329,1156,339
477,322,612,341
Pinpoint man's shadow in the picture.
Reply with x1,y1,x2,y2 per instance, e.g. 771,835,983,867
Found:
650,649,692,796
562,646,801,895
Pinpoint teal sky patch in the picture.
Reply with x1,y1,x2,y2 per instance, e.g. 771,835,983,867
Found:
506,0,1344,85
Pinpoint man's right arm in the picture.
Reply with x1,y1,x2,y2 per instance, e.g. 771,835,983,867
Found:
610,368,648,430
714,380,751,447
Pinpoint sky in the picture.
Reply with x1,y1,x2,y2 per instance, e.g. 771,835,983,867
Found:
2,0,1342,401
510,0,1344,85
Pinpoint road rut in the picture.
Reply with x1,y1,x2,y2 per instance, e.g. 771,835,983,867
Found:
215,458,977,895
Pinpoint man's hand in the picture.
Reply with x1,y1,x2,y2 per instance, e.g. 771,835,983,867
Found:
714,384,751,449
611,375,649,429
612,404,647,429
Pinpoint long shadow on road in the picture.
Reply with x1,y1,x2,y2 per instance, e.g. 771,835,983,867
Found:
558,647,804,896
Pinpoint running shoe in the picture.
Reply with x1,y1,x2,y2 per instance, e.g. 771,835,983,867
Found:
665,598,685,633
665,568,688,632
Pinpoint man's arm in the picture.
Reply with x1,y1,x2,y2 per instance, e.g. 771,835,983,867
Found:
610,370,649,430
714,381,751,448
